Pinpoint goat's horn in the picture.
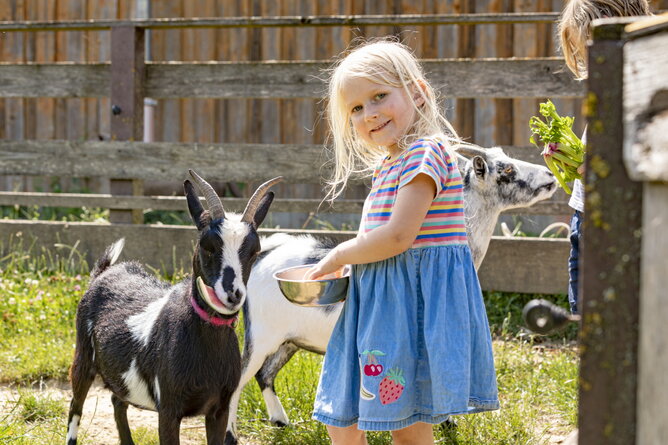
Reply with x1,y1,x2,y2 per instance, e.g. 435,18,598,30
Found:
454,143,488,160
241,176,283,224
188,169,225,220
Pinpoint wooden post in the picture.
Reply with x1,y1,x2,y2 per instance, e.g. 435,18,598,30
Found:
110,25,145,224
622,16,668,444
578,19,643,445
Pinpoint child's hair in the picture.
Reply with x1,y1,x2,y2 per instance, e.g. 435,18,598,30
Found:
325,38,462,201
559,0,651,79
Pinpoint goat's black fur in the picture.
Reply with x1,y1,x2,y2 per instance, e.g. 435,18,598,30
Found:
67,174,277,445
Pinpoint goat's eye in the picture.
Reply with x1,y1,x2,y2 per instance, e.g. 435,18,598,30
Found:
504,166,514,174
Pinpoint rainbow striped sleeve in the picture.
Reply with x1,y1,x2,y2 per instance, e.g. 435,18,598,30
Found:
360,139,468,247
398,140,450,193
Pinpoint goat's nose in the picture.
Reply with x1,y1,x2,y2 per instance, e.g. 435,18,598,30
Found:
229,289,244,305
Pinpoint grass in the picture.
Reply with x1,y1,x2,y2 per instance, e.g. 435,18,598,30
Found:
0,243,578,444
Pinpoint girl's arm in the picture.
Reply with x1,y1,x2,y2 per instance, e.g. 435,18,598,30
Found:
306,173,436,279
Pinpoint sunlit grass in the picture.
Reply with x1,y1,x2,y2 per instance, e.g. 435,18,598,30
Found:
0,242,578,444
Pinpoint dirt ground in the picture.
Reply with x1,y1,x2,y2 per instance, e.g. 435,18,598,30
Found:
0,378,208,445
1,379,576,445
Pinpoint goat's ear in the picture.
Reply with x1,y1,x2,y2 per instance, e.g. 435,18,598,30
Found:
184,180,208,231
473,156,487,179
250,191,275,229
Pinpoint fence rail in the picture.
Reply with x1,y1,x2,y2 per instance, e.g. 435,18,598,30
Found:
1,220,569,295
0,13,561,32
0,58,582,99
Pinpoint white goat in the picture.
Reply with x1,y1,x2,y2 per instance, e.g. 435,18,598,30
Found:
223,146,557,444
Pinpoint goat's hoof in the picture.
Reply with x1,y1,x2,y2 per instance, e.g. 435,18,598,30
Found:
224,431,238,445
439,416,457,431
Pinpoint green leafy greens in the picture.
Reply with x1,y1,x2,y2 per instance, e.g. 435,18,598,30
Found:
529,100,585,194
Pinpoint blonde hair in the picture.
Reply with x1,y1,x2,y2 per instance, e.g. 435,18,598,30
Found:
559,0,650,79
325,39,462,201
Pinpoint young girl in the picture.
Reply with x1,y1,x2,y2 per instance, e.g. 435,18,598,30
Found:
306,40,499,445
558,0,651,313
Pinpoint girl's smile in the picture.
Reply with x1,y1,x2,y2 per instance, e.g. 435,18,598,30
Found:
371,120,391,132
342,76,420,158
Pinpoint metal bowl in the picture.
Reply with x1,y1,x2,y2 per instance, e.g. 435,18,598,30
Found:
274,264,350,306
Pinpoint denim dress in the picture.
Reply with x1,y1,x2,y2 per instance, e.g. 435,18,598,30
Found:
312,139,499,431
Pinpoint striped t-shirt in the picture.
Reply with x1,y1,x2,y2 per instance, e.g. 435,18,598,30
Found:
360,138,468,248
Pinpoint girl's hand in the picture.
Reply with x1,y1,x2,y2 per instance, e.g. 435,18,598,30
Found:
305,249,344,280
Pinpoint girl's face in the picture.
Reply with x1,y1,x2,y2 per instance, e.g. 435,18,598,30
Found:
341,76,422,158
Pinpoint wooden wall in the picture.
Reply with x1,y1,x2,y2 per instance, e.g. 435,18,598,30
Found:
1,0,666,196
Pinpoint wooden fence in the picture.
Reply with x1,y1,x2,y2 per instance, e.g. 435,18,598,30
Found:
0,0,582,150
0,10,591,294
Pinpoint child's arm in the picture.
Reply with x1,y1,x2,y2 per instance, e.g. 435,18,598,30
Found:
306,173,436,279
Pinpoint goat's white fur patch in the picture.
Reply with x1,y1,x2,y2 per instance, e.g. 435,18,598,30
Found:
215,216,250,311
87,320,96,362
127,295,169,347
122,359,156,410
66,414,80,442
154,376,161,406
263,387,290,425
108,238,125,266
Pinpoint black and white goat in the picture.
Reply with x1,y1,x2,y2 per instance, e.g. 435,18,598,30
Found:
66,170,281,445
224,145,557,444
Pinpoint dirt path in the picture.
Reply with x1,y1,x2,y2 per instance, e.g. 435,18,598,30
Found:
2,379,575,445
0,378,208,444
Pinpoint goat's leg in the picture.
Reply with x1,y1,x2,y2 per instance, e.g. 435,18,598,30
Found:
158,413,182,445
111,394,135,445
66,337,96,445
206,407,229,445
224,337,285,445
255,342,299,427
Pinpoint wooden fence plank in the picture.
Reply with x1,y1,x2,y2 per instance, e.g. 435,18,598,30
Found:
0,13,564,32
260,0,281,144
0,191,570,215
0,140,555,181
0,63,109,97
0,219,568,293
494,0,514,145
0,59,583,99
477,236,568,294
146,58,583,98
456,0,476,141
150,0,182,143
0,140,329,182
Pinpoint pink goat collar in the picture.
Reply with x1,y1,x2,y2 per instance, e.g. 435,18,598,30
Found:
190,295,237,327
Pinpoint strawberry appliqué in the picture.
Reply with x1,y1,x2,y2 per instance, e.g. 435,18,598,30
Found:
379,368,406,405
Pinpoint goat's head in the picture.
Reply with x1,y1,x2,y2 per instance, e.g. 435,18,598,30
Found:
184,170,282,315
455,145,557,210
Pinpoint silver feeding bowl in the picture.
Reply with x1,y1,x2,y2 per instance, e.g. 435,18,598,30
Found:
274,264,350,306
